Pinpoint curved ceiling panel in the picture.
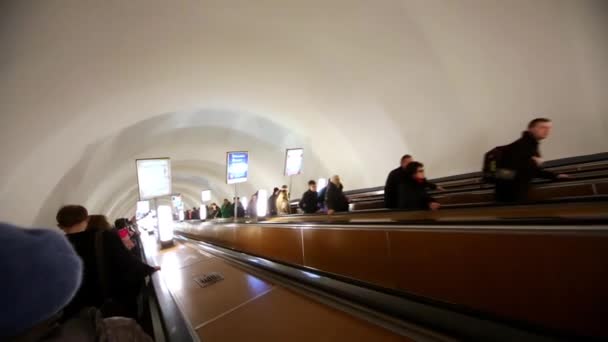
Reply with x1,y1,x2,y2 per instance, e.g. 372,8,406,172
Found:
1,0,607,226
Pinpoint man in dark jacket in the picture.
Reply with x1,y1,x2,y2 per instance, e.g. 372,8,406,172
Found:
397,162,441,210
267,187,279,216
495,118,568,202
384,155,443,208
299,180,319,214
326,175,349,214
57,205,159,320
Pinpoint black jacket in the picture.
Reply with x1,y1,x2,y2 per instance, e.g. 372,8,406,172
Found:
267,194,278,216
64,230,155,319
325,182,349,212
495,131,557,201
385,167,438,208
299,190,319,214
397,178,436,210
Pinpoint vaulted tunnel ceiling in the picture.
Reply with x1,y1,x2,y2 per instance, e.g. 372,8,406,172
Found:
1,0,607,227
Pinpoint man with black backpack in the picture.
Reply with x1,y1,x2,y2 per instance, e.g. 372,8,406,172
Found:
486,118,568,202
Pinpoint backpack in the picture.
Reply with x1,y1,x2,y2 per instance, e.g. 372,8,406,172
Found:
482,146,508,183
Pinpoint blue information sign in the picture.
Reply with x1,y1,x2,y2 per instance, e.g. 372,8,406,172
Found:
226,151,249,184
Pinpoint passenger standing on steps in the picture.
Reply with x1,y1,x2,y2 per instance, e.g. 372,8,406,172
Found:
267,187,280,216
397,162,441,211
57,205,160,321
276,189,290,215
326,175,349,215
299,180,319,214
494,118,568,202
384,155,444,209
248,192,259,218
221,199,234,218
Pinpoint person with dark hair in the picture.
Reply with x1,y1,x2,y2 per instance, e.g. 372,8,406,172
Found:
267,187,280,216
247,192,259,218
1,222,154,341
209,202,222,218
220,199,233,218
326,175,349,215
87,215,113,232
397,162,441,210
494,118,568,202
384,154,443,209
234,197,246,218
57,205,159,320
299,180,319,214
114,218,128,230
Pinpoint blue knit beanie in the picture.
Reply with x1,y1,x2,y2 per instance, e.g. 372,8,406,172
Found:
0,223,83,338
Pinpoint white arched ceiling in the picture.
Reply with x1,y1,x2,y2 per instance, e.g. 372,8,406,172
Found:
1,0,607,227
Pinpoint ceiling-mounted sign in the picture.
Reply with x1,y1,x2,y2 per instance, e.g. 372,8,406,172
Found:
136,158,172,200
201,190,211,202
285,148,304,176
226,151,249,184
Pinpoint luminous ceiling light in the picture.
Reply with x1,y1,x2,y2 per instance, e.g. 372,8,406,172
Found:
257,189,268,217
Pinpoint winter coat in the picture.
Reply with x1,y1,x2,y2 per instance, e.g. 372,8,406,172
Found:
385,167,438,208
397,178,436,210
299,190,319,214
495,131,557,202
325,182,349,212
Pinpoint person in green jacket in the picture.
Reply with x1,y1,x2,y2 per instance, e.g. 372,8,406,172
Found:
220,199,234,218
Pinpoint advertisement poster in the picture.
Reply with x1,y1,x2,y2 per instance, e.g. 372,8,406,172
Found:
136,158,172,200
285,148,304,176
226,151,249,184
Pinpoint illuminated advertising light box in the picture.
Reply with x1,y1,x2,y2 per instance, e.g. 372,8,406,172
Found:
136,200,150,214
226,151,249,184
256,189,268,217
201,190,211,202
284,148,304,176
136,158,172,200
317,178,328,190
157,205,174,243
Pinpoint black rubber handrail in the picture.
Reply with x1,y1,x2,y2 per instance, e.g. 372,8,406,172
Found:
289,152,608,203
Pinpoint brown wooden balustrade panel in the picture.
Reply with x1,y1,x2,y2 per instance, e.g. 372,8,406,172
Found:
434,192,493,205
233,225,261,252
302,229,394,288
198,287,409,342
596,181,608,194
528,183,594,201
258,227,304,265
388,230,608,337
235,225,304,265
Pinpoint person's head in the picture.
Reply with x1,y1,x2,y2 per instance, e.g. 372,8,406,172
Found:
273,187,280,195
87,215,112,231
404,161,425,180
527,118,552,140
330,175,341,185
400,154,413,169
114,218,129,230
308,180,317,191
281,185,288,190
0,223,83,340
56,205,89,233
